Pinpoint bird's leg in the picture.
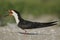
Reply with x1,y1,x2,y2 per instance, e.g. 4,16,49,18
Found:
23,29,27,34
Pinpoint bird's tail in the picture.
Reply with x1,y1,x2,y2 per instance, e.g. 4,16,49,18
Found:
25,21,57,29
39,21,57,28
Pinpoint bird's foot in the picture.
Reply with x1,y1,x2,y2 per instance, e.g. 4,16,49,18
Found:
24,30,27,33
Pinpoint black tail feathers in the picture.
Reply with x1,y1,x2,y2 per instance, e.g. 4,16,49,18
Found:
40,21,57,27
46,21,57,26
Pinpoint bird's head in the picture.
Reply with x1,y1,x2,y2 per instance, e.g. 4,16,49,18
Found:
8,10,16,16
8,9,21,24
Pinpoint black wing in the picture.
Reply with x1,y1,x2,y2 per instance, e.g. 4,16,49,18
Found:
18,20,57,29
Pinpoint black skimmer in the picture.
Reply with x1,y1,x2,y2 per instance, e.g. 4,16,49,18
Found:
8,10,57,33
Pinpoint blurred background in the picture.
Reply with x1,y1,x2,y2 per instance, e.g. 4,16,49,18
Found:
0,0,60,26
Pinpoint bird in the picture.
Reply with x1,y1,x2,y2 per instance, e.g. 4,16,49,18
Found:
8,9,57,33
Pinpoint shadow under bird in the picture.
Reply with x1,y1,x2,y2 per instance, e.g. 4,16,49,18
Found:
8,9,57,33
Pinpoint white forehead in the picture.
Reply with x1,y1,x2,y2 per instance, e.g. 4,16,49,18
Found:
11,10,17,16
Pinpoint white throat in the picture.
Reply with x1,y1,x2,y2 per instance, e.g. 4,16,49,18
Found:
12,11,20,24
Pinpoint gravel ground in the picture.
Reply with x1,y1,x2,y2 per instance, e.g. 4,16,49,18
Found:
0,23,60,40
